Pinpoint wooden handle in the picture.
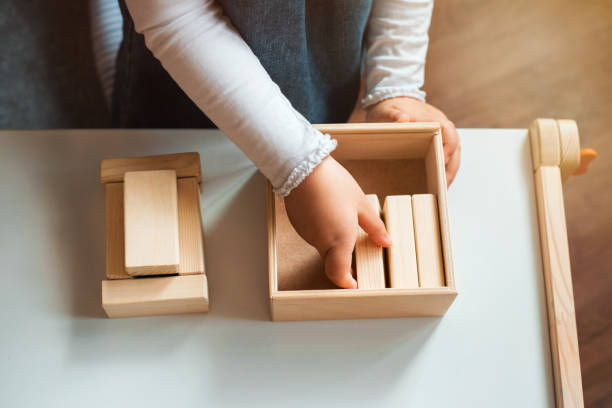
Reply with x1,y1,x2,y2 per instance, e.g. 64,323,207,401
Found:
529,119,584,408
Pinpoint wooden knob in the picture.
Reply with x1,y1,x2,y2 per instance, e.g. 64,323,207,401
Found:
574,149,598,176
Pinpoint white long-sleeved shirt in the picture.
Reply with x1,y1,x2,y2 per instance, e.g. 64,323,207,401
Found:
125,0,433,196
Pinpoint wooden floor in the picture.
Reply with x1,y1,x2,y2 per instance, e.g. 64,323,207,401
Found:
426,1,611,406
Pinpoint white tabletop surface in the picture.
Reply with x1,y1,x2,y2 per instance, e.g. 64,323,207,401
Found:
0,128,554,407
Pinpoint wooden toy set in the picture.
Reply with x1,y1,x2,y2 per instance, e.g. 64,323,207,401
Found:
98,120,596,326
267,123,456,321
99,153,208,318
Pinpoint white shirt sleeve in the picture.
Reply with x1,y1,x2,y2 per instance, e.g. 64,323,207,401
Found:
362,0,434,108
124,0,336,197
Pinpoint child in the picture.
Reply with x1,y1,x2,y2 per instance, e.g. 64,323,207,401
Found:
114,0,460,289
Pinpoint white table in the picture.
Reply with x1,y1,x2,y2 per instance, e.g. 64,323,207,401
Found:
0,129,555,407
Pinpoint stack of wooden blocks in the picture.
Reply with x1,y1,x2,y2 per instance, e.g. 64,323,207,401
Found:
99,153,209,318
357,193,445,290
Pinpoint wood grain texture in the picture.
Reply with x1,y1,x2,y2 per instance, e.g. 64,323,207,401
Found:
383,195,419,288
124,170,180,276
319,123,438,160
100,152,201,185
102,274,209,318
535,166,584,407
355,194,386,289
271,288,457,321
177,177,205,275
557,120,581,182
425,3,612,403
530,119,561,169
425,134,455,289
105,182,129,279
314,122,440,134
412,194,445,288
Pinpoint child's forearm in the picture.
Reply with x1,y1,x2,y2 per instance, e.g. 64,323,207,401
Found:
125,0,336,197
362,0,434,108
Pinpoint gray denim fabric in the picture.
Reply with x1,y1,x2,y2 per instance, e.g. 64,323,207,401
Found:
112,0,372,128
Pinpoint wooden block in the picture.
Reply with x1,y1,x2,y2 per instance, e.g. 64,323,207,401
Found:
382,195,419,288
412,194,445,288
355,194,385,289
105,182,130,279
124,170,180,276
100,152,201,185
177,177,205,275
102,274,209,318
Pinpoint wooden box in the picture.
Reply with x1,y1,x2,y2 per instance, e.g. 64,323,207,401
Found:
267,123,457,321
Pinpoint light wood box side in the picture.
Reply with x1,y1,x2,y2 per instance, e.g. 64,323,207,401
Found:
100,152,202,185
105,182,130,279
102,274,209,318
177,177,206,275
271,289,457,321
424,136,455,289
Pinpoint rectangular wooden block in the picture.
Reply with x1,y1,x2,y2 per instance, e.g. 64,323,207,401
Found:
100,152,201,185
383,195,419,288
355,194,386,289
102,274,209,318
124,170,180,276
105,182,129,279
177,177,205,275
412,194,445,287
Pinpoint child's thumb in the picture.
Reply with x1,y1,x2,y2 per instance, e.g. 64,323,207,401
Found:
358,202,392,248
324,243,357,289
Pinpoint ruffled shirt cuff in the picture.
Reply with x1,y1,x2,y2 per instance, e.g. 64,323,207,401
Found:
273,133,337,197
361,87,426,109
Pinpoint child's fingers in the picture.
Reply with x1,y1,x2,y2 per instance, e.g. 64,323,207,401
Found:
358,199,392,247
369,106,406,123
324,243,358,289
440,120,460,162
446,144,461,186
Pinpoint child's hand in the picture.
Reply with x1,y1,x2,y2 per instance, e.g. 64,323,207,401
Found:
366,97,461,186
284,156,392,289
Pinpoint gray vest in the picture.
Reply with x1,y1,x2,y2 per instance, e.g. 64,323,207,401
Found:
113,0,372,127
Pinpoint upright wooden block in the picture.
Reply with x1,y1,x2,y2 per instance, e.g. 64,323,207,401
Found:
124,170,180,276
102,274,209,318
383,195,419,288
177,177,205,275
105,182,130,279
412,194,445,288
355,194,386,289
